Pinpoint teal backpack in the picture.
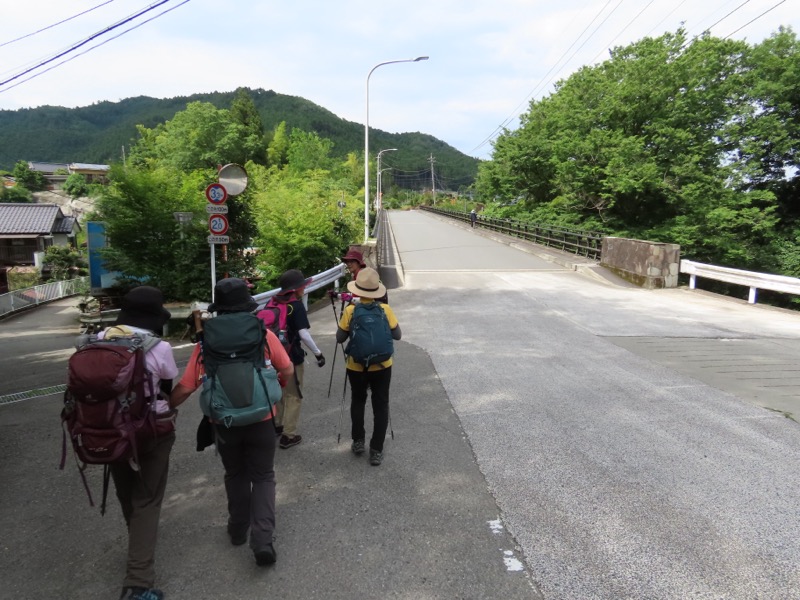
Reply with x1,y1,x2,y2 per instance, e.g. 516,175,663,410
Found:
199,312,281,428
345,302,394,368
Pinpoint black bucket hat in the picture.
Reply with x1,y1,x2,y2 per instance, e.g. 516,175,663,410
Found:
115,286,171,333
278,269,312,293
209,278,258,313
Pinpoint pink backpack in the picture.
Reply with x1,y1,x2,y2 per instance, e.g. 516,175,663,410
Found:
257,297,292,352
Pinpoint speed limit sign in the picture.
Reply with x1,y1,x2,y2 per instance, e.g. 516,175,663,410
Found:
208,214,229,235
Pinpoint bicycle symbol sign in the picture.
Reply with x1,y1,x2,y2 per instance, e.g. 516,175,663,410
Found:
208,214,229,235
205,183,228,205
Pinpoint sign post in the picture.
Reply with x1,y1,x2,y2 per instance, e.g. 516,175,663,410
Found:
205,183,229,301
205,166,248,306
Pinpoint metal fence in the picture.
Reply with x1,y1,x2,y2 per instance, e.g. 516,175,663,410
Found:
0,277,89,318
422,206,604,261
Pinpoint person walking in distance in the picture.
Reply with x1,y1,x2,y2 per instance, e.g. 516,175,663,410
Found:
108,287,178,600
170,278,293,567
273,269,326,449
470,208,478,228
336,267,401,466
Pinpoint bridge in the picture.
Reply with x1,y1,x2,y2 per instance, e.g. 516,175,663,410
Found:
1,209,799,599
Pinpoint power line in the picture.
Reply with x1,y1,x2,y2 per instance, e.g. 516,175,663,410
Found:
702,0,755,35
0,0,179,90
0,0,191,93
0,1,118,49
470,0,624,155
723,0,787,39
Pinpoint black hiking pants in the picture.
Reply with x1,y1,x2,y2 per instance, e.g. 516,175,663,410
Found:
214,419,277,551
348,366,392,452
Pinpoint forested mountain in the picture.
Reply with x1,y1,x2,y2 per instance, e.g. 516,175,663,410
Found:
0,88,479,189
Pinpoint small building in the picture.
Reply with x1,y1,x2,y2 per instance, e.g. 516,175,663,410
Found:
68,163,110,184
26,161,110,188
0,203,81,265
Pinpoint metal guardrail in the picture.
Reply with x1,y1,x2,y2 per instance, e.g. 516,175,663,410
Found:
680,259,800,304
0,276,89,318
252,263,347,308
422,206,604,261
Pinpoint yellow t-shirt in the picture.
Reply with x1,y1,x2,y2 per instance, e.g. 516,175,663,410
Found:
338,299,398,372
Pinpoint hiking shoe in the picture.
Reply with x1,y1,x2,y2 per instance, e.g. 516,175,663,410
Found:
274,425,284,436
369,449,383,466
254,543,277,566
227,522,248,546
120,587,164,600
351,439,365,455
279,434,302,449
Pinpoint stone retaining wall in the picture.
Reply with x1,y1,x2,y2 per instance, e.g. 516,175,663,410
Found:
600,237,680,289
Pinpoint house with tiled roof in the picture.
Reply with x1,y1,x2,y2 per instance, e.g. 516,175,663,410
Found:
0,203,80,265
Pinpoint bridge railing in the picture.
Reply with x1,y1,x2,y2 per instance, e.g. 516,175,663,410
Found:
680,260,800,304
422,206,603,261
252,264,347,308
0,277,89,318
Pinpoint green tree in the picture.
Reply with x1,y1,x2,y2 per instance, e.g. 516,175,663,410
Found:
94,165,209,300
63,173,90,198
286,129,333,173
42,245,86,280
12,161,46,191
267,121,290,168
147,102,263,171
0,184,33,202
478,29,788,271
250,165,359,286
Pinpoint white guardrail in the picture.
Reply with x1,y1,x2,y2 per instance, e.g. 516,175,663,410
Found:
0,276,89,318
680,259,800,304
252,263,347,308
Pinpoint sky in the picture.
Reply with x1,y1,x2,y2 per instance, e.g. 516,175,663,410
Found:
1,0,797,160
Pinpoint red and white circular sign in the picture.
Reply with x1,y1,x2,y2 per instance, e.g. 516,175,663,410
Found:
208,214,229,235
205,183,228,205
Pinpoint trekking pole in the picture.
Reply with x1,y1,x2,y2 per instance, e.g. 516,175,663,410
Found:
388,404,394,440
327,293,339,397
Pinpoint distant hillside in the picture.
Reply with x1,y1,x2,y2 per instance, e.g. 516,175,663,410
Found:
0,88,479,189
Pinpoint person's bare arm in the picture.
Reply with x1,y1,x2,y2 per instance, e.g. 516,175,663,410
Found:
169,382,195,409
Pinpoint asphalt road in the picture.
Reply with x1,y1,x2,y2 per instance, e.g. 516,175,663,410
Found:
387,209,800,600
2,209,799,599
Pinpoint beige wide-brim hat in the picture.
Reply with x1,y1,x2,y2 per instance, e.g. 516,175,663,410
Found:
346,267,386,299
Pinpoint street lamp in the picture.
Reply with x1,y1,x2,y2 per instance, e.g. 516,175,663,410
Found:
364,56,428,242
377,168,393,211
173,211,194,240
377,148,397,212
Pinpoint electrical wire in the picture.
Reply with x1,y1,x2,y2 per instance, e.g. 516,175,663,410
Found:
0,0,178,90
0,0,118,49
470,0,623,155
0,0,189,94
700,0,754,35
723,0,787,39
588,0,660,64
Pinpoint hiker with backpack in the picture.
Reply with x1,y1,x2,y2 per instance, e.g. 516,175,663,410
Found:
63,286,178,600
169,277,293,567
335,267,402,466
262,268,325,449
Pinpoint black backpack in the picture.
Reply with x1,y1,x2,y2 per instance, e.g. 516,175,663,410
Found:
199,313,281,428
345,302,394,368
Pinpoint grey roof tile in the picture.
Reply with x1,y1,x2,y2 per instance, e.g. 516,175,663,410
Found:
0,203,63,234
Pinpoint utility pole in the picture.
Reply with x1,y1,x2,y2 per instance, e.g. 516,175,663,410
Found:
429,154,436,205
